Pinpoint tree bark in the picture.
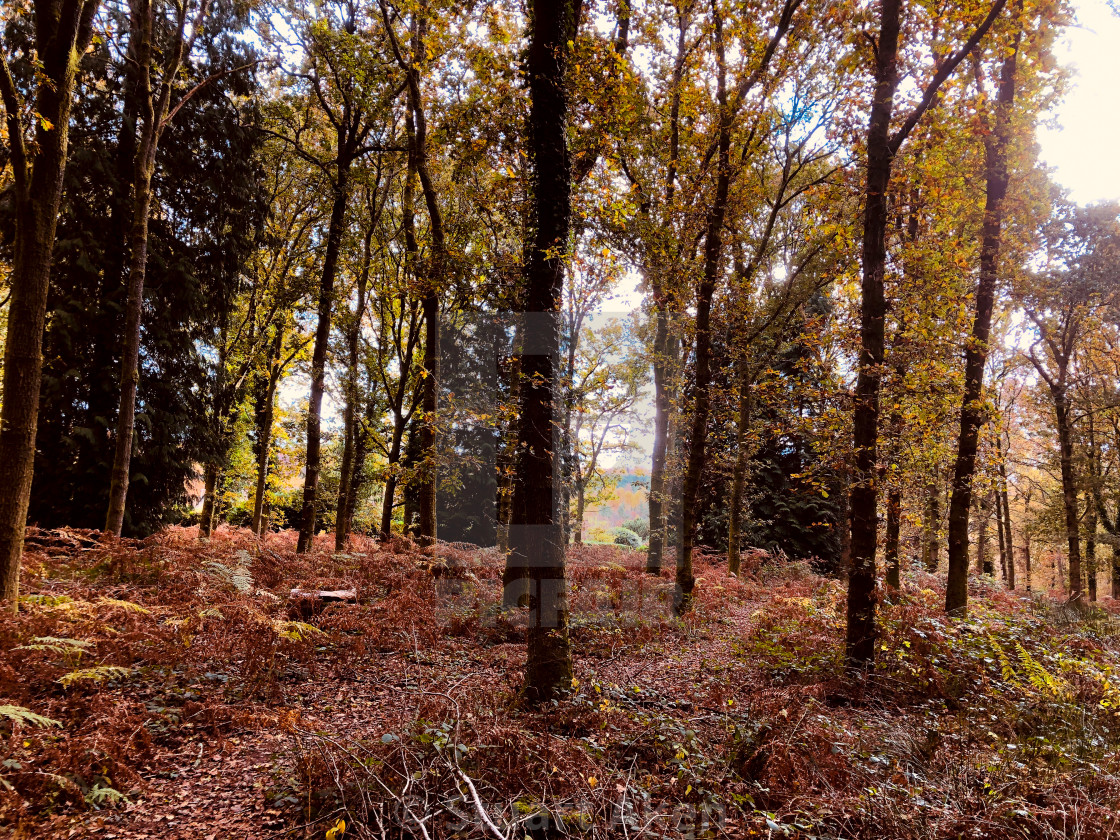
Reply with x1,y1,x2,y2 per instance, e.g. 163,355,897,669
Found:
251,325,284,535
944,13,1020,614
297,159,352,553
1086,503,1098,602
106,0,207,537
504,0,580,704
845,0,902,666
0,0,99,607
978,492,993,576
727,387,753,575
1053,385,1084,605
199,463,220,538
921,479,941,572
335,226,372,552
677,8,732,615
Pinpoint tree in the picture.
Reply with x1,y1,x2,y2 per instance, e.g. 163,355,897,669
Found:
0,0,100,608
1023,202,1120,607
945,0,1026,615
503,0,581,704
105,0,232,536
845,0,1006,667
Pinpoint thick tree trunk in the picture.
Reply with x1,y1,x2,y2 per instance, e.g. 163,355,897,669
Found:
944,22,1019,615
677,12,732,615
297,161,352,553
0,0,97,605
646,312,676,574
845,0,901,666
574,481,585,545
503,0,579,704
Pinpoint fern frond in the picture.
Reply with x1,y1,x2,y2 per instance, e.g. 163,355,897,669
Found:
0,704,62,728
15,636,93,655
202,560,253,593
273,620,325,642
58,666,132,687
98,597,151,614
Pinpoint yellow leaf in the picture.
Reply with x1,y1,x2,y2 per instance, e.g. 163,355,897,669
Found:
587,776,598,788
326,817,346,839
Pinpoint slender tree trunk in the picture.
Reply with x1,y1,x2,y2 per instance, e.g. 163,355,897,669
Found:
1053,387,1084,605
881,487,902,595
944,13,1020,614
1001,483,1015,589
727,386,753,575
0,0,98,607
1086,503,1098,602
379,418,406,539
995,490,1007,578
297,160,352,553
921,479,941,572
335,246,370,552
252,327,284,536
105,149,156,536
574,480,585,545
503,0,579,704
1112,543,1119,600
199,463,220,538
978,492,992,575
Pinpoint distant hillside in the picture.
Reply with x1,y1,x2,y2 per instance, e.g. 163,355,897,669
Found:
583,469,649,535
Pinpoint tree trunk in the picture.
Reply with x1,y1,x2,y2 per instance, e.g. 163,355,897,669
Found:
727,387,753,576
1001,483,1015,590
574,480,585,545
504,0,579,705
335,242,371,552
944,17,1019,615
646,311,676,574
1053,386,1084,606
977,492,992,576
105,147,157,536
884,485,903,594
845,0,901,666
1112,543,1119,601
199,463,220,538
1086,503,1097,602
297,160,352,553
252,327,284,536
0,0,98,607
921,479,941,572
677,10,732,615
379,417,407,539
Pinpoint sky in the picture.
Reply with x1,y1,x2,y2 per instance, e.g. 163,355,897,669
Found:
1036,0,1120,204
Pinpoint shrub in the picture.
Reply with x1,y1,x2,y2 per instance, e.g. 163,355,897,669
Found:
611,527,641,549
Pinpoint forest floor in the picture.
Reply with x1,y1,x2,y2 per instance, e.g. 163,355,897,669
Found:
2,527,1120,840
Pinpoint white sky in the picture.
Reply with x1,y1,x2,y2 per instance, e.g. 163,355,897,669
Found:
1036,0,1120,204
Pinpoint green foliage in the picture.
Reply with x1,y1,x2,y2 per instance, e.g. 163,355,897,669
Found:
611,526,642,548
0,705,62,729
58,666,133,688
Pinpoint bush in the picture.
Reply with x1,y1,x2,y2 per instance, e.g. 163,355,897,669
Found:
622,517,650,540
611,527,641,549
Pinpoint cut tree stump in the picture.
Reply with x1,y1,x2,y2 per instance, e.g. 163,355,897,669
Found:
288,588,357,619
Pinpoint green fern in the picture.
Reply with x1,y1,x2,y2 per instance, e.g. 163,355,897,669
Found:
203,559,253,593
98,597,150,614
273,620,325,642
987,636,1020,685
58,665,132,687
1015,643,1068,699
15,636,93,656
0,704,62,729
